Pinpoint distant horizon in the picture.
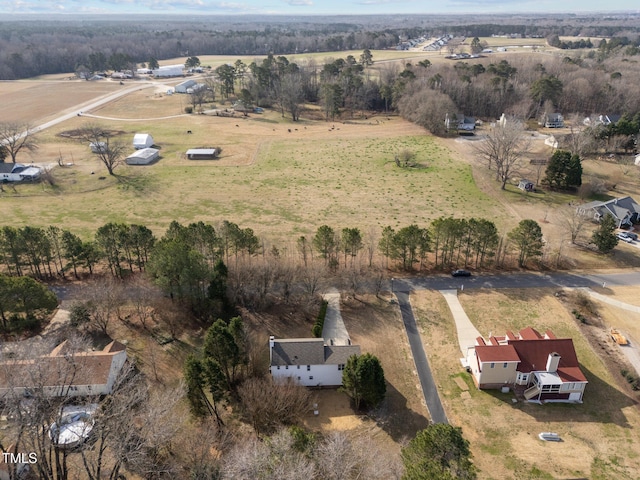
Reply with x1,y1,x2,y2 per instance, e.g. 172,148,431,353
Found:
0,0,638,17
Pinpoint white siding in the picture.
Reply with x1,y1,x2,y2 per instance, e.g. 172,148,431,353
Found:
271,363,344,387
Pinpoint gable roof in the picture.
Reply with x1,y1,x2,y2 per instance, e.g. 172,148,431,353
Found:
271,338,325,366
475,344,520,363
270,338,360,367
475,328,588,383
0,341,127,391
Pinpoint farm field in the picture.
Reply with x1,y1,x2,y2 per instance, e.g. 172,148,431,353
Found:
412,288,640,480
0,99,504,241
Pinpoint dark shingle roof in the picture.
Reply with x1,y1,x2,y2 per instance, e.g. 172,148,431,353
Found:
270,339,361,366
324,345,361,364
271,339,325,366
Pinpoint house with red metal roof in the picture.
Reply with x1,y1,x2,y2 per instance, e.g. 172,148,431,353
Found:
466,327,588,403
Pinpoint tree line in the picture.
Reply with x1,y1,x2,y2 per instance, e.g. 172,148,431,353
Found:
395,49,640,137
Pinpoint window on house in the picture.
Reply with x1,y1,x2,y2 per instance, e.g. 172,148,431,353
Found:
503,363,508,368
307,365,311,371
309,376,313,380
338,364,345,371
490,363,495,368
297,365,300,369
285,365,289,370
277,366,280,370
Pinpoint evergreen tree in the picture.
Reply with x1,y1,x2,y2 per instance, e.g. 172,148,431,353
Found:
184,355,213,418
544,150,582,190
591,214,618,253
507,219,544,267
341,353,386,410
313,225,336,262
402,424,476,480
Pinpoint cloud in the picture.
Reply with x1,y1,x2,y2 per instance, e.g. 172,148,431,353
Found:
285,0,313,5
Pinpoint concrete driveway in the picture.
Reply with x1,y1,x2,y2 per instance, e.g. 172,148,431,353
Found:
439,289,481,356
322,288,350,345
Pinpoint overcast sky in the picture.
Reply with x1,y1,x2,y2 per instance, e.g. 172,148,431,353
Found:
0,0,638,15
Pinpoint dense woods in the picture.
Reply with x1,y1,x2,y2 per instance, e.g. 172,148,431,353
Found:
0,14,639,80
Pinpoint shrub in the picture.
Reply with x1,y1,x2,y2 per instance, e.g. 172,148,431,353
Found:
312,300,328,338
69,302,91,327
184,106,193,114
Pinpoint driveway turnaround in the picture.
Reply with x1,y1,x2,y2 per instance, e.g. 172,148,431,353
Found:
579,288,640,313
395,290,448,424
322,288,350,345
439,289,482,356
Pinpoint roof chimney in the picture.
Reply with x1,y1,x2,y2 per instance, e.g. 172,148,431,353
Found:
546,352,561,373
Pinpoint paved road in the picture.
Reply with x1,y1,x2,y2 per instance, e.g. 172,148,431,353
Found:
392,271,640,293
395,288,448,424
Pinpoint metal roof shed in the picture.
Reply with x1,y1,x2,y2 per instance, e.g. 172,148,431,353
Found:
186,148,218,160
126,148,159,165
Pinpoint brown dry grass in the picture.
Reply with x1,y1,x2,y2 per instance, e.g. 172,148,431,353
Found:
1,79,121,124
412,288,640,480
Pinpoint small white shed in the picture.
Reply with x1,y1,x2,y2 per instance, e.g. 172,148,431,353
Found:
89,142,107,153
133,133,154,150
126,148,159,165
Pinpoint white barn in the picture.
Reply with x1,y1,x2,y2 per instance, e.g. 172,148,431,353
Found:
269,336,360,387
126,148,159,165
152,64,184,77
133,133,154,150
175,79,197,93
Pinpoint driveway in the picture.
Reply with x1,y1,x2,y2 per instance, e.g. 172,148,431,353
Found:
439,289,481,356
394,287,448,424
322,288,350,345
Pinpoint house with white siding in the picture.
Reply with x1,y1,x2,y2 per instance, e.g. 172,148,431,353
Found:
269,336,360,387
0,340,128,399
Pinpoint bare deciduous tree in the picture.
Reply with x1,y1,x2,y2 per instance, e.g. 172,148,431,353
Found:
79,124,126,176
558,207,589,244
0,122,38,163
222,428,316,480
82,277,126,334
316,431,403,480
473,118,531,190
79,367,183,480
238,376,312,434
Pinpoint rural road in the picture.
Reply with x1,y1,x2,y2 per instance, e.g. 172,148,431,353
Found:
392,270,640,293
31,81,161,135
395,288,449,424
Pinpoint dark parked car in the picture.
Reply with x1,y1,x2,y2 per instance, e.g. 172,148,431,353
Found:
452,269,471,277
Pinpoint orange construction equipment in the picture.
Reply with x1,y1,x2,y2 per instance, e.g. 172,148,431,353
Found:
610,328,629,346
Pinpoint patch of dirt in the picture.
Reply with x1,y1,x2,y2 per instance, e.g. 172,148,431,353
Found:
58,128,126,139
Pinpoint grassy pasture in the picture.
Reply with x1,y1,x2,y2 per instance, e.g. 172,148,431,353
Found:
2,95,503,240
413,288,640,480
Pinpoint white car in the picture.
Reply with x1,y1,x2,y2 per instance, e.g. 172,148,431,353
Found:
616,233,633,243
